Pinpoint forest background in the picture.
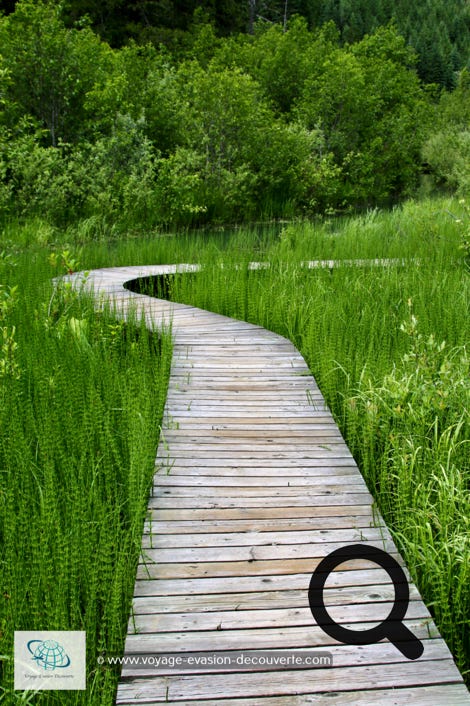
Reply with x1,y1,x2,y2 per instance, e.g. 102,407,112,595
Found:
1,3,470,703
0,0,469,236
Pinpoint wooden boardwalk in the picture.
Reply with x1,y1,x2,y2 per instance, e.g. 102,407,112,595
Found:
69,265,469,705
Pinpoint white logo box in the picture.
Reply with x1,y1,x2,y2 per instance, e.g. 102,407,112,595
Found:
14,631,86,691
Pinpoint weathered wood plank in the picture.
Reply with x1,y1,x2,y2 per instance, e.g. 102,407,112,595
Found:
135,556,405,581
147,496,373,510
116,660,463,702
168,380,319,388
156,439,348,451
146,505,383,520
132,568,410,597
130,583,421,614
121,619,438,653
154,468,361,479
155,458,357,468
155,471,355,483
159,429,343,439
154,451,355,462
141,527,387,548
152,485,368,497
115,684,470,706
128,601,430,636
162,410,334,420
138,540,397,565
143,515,381,533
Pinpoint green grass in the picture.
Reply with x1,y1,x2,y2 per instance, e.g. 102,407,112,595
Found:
0,194,469,702
0,252,172,704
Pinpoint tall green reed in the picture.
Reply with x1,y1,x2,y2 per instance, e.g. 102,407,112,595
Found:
0,252,172,704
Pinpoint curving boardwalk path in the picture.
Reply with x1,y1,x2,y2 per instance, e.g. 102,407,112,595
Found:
68,265,469,705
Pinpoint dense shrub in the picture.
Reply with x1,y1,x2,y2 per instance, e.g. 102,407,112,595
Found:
0,1,467,227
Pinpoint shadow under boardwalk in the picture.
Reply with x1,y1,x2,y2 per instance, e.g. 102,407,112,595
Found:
68,266,469,705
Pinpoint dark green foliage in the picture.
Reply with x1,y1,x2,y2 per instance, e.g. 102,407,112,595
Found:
422,69,470,193
57,0,248,45
4,0,467,85
0,1,110,146
0,0,468,228
311,0,470,87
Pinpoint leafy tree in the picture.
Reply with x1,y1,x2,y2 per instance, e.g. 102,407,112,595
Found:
211,18,339,115
0,0,109,145
154,59,339,222
1,113,159,227
422,69,470,194
0,56,11,125
83,42,185,154
295,27,431,204
173,63,271,219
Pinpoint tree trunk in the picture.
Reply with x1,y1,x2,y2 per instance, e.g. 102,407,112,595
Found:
248,0,256,34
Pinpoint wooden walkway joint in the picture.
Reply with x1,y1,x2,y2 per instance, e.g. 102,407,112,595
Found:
67,265,469,705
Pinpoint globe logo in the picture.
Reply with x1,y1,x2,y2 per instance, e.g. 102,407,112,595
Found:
27,639,71,671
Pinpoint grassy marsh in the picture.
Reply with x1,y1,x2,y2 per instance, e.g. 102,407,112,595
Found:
0,194,469,702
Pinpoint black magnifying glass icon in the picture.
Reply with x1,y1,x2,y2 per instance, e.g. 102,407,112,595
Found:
308,543,424,660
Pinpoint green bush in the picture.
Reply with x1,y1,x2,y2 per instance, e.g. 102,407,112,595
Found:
422,130,470,194
0,115,160,230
